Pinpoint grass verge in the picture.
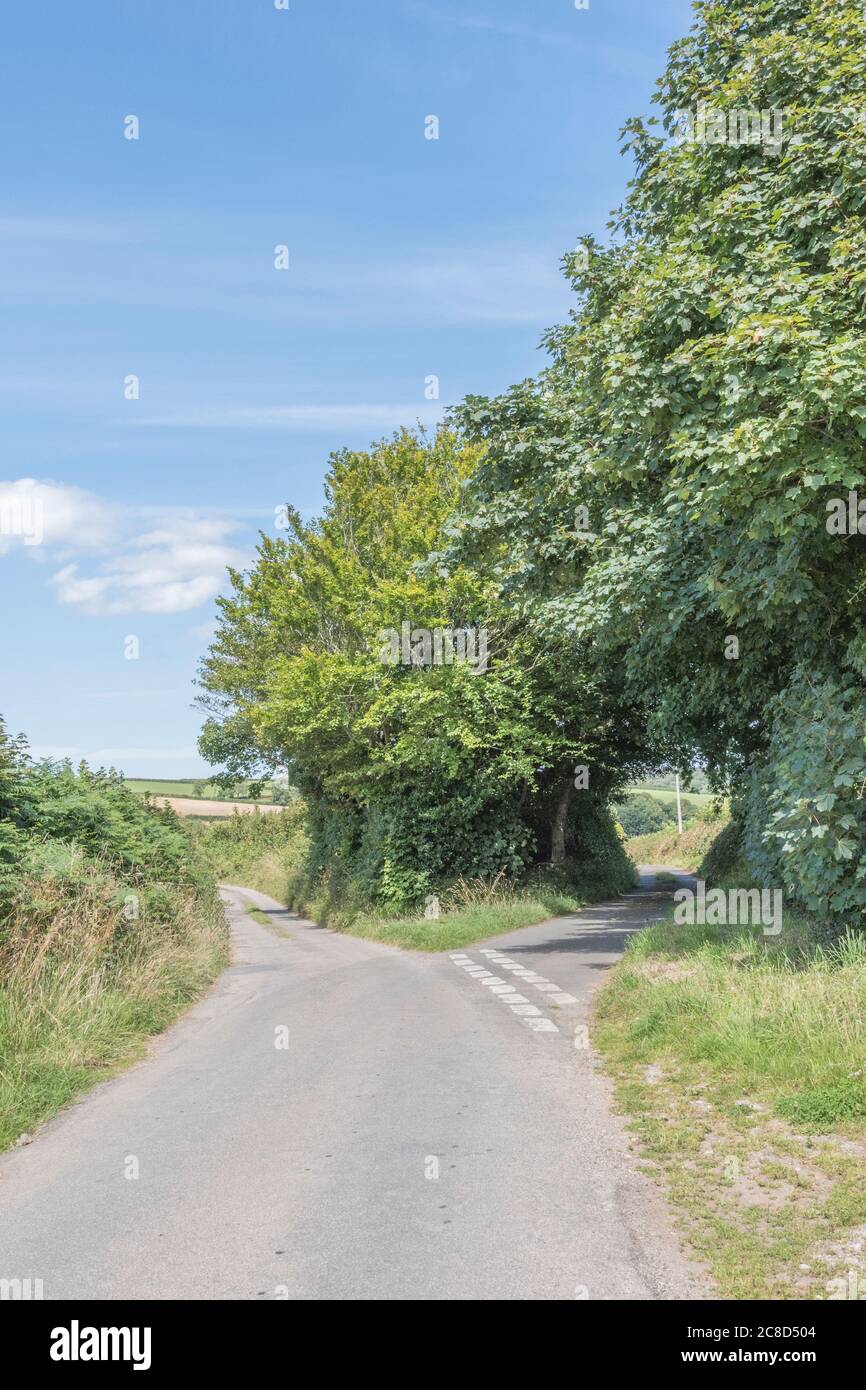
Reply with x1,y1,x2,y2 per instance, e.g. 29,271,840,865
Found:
229,863,592,950
594,860,866,1299
0,851,228,1154
337,887,590,952
626,813,731,872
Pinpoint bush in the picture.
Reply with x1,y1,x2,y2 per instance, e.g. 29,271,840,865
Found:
627,813,731,874
698,818,743,886
737,673,866,924
0,720,228,1150
614,793,675,838
193,791,635,933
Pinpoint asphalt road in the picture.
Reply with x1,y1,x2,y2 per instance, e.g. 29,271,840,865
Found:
0,869,702,1300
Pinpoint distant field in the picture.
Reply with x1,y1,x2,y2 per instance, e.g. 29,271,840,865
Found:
125,778,277,803
630,771,712,794
625,787,718,811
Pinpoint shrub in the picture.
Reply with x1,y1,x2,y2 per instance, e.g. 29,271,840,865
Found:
615,793,675,838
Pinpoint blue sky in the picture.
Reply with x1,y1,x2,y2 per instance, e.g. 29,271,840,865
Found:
1,0,694,777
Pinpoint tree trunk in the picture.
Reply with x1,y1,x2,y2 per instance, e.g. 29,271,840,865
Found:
550,778,574,864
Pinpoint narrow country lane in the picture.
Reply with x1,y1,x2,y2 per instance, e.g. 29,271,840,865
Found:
0,870,703,1301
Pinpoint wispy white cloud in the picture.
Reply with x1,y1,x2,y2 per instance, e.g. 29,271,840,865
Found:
1,479,249,617
52,519,248,617
340,250,570,325
82,689,190,700
403,1,652,74
0,208,571,326
0,215,132,243
190,617,219,643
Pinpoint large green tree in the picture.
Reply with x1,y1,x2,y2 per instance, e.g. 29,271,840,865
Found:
446,0,866,918
198,429,643,905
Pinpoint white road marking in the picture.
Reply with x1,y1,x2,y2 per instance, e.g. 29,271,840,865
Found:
480,964,578,1004
450,954,561,1033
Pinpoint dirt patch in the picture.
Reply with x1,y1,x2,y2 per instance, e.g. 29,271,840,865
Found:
639,959,699,984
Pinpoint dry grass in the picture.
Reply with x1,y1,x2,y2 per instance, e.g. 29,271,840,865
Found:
0,848,228,1151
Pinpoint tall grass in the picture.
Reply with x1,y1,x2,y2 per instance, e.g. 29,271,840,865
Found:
0,845,227,1151
193,803,309,902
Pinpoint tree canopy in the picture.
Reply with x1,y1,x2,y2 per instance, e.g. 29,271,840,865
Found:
444,0,866,919
200,0,866,922
197,429,640,905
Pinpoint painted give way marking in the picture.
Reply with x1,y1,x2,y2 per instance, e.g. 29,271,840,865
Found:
448,949,578,1034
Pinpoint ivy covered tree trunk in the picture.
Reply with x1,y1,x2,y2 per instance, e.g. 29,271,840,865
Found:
550,779,573,865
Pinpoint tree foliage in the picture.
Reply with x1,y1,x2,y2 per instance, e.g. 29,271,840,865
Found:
197,429,640,906
442,0,866,920
200,1,866,922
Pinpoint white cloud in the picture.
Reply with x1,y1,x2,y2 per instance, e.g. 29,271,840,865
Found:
1,478,250,617
403,2,654,74
51,519,248,617
0,215,130,243
327,250,570,326
0,479,116,552
0,211,572,327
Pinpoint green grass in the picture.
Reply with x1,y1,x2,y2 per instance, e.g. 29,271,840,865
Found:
125,779,210,796
594,858,866,1298
229,870,600,951
626,815,731,871
242,902,274,927
192,800,633,952
624,786,717,814
124,778,281,803
629,772,712,794
342,891,586,952
777,1077,866,1129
